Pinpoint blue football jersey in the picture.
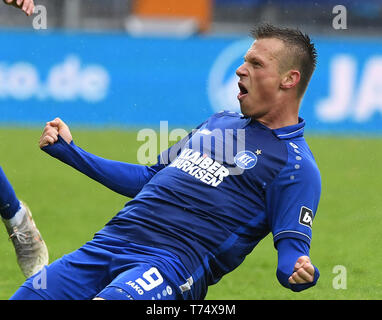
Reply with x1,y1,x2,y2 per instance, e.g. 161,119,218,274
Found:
97,111,321,298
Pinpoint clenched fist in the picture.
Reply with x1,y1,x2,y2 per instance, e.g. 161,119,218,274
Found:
3,0,35,16
39,118,73,149
288,256,315,284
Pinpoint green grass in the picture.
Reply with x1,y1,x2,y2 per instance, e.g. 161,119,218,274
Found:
0,128,381,300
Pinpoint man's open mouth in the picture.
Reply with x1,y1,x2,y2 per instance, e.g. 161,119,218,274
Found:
238,82,248,100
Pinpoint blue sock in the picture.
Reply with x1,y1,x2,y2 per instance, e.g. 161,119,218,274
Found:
0,166,21,220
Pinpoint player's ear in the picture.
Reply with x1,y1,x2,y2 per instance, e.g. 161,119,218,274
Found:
280,69,300,90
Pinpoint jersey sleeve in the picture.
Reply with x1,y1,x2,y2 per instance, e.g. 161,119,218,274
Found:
42,120,208,198
276,238,320,292
42,135,159,198
266,144,321,247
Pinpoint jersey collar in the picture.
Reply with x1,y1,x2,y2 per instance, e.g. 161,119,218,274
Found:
245,116,306,140
271,117,306,140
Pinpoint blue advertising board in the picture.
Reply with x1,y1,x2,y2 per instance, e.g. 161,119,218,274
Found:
0,30,382,134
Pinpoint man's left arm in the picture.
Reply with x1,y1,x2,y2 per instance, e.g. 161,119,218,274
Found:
266,143,322,292
276,237,320,292
3,0,34,16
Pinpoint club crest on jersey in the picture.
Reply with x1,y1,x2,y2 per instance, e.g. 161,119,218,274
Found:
234,151,258,170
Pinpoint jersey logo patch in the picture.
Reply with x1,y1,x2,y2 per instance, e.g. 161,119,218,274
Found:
299,206,313,228
234,151,258,170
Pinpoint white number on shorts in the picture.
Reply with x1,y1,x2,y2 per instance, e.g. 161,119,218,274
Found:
135,267,164,291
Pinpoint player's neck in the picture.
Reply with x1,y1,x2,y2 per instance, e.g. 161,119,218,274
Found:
255,99,301,130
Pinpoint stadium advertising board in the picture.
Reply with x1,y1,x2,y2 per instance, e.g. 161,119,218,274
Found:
0,31,381,134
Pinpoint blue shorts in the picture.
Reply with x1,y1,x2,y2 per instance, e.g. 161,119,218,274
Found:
10,234,195,300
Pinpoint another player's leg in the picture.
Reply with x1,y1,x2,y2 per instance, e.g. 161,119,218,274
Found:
0,166,48,278
10,235,122,300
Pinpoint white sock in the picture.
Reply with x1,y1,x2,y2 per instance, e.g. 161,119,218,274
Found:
3,205,26,228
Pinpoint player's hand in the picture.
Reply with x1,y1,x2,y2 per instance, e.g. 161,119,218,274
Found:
39,118,73,148
3,0,35,16
288,256,315,284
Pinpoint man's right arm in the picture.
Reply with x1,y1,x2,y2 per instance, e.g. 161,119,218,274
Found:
39,118,162,198
3,0,35,16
